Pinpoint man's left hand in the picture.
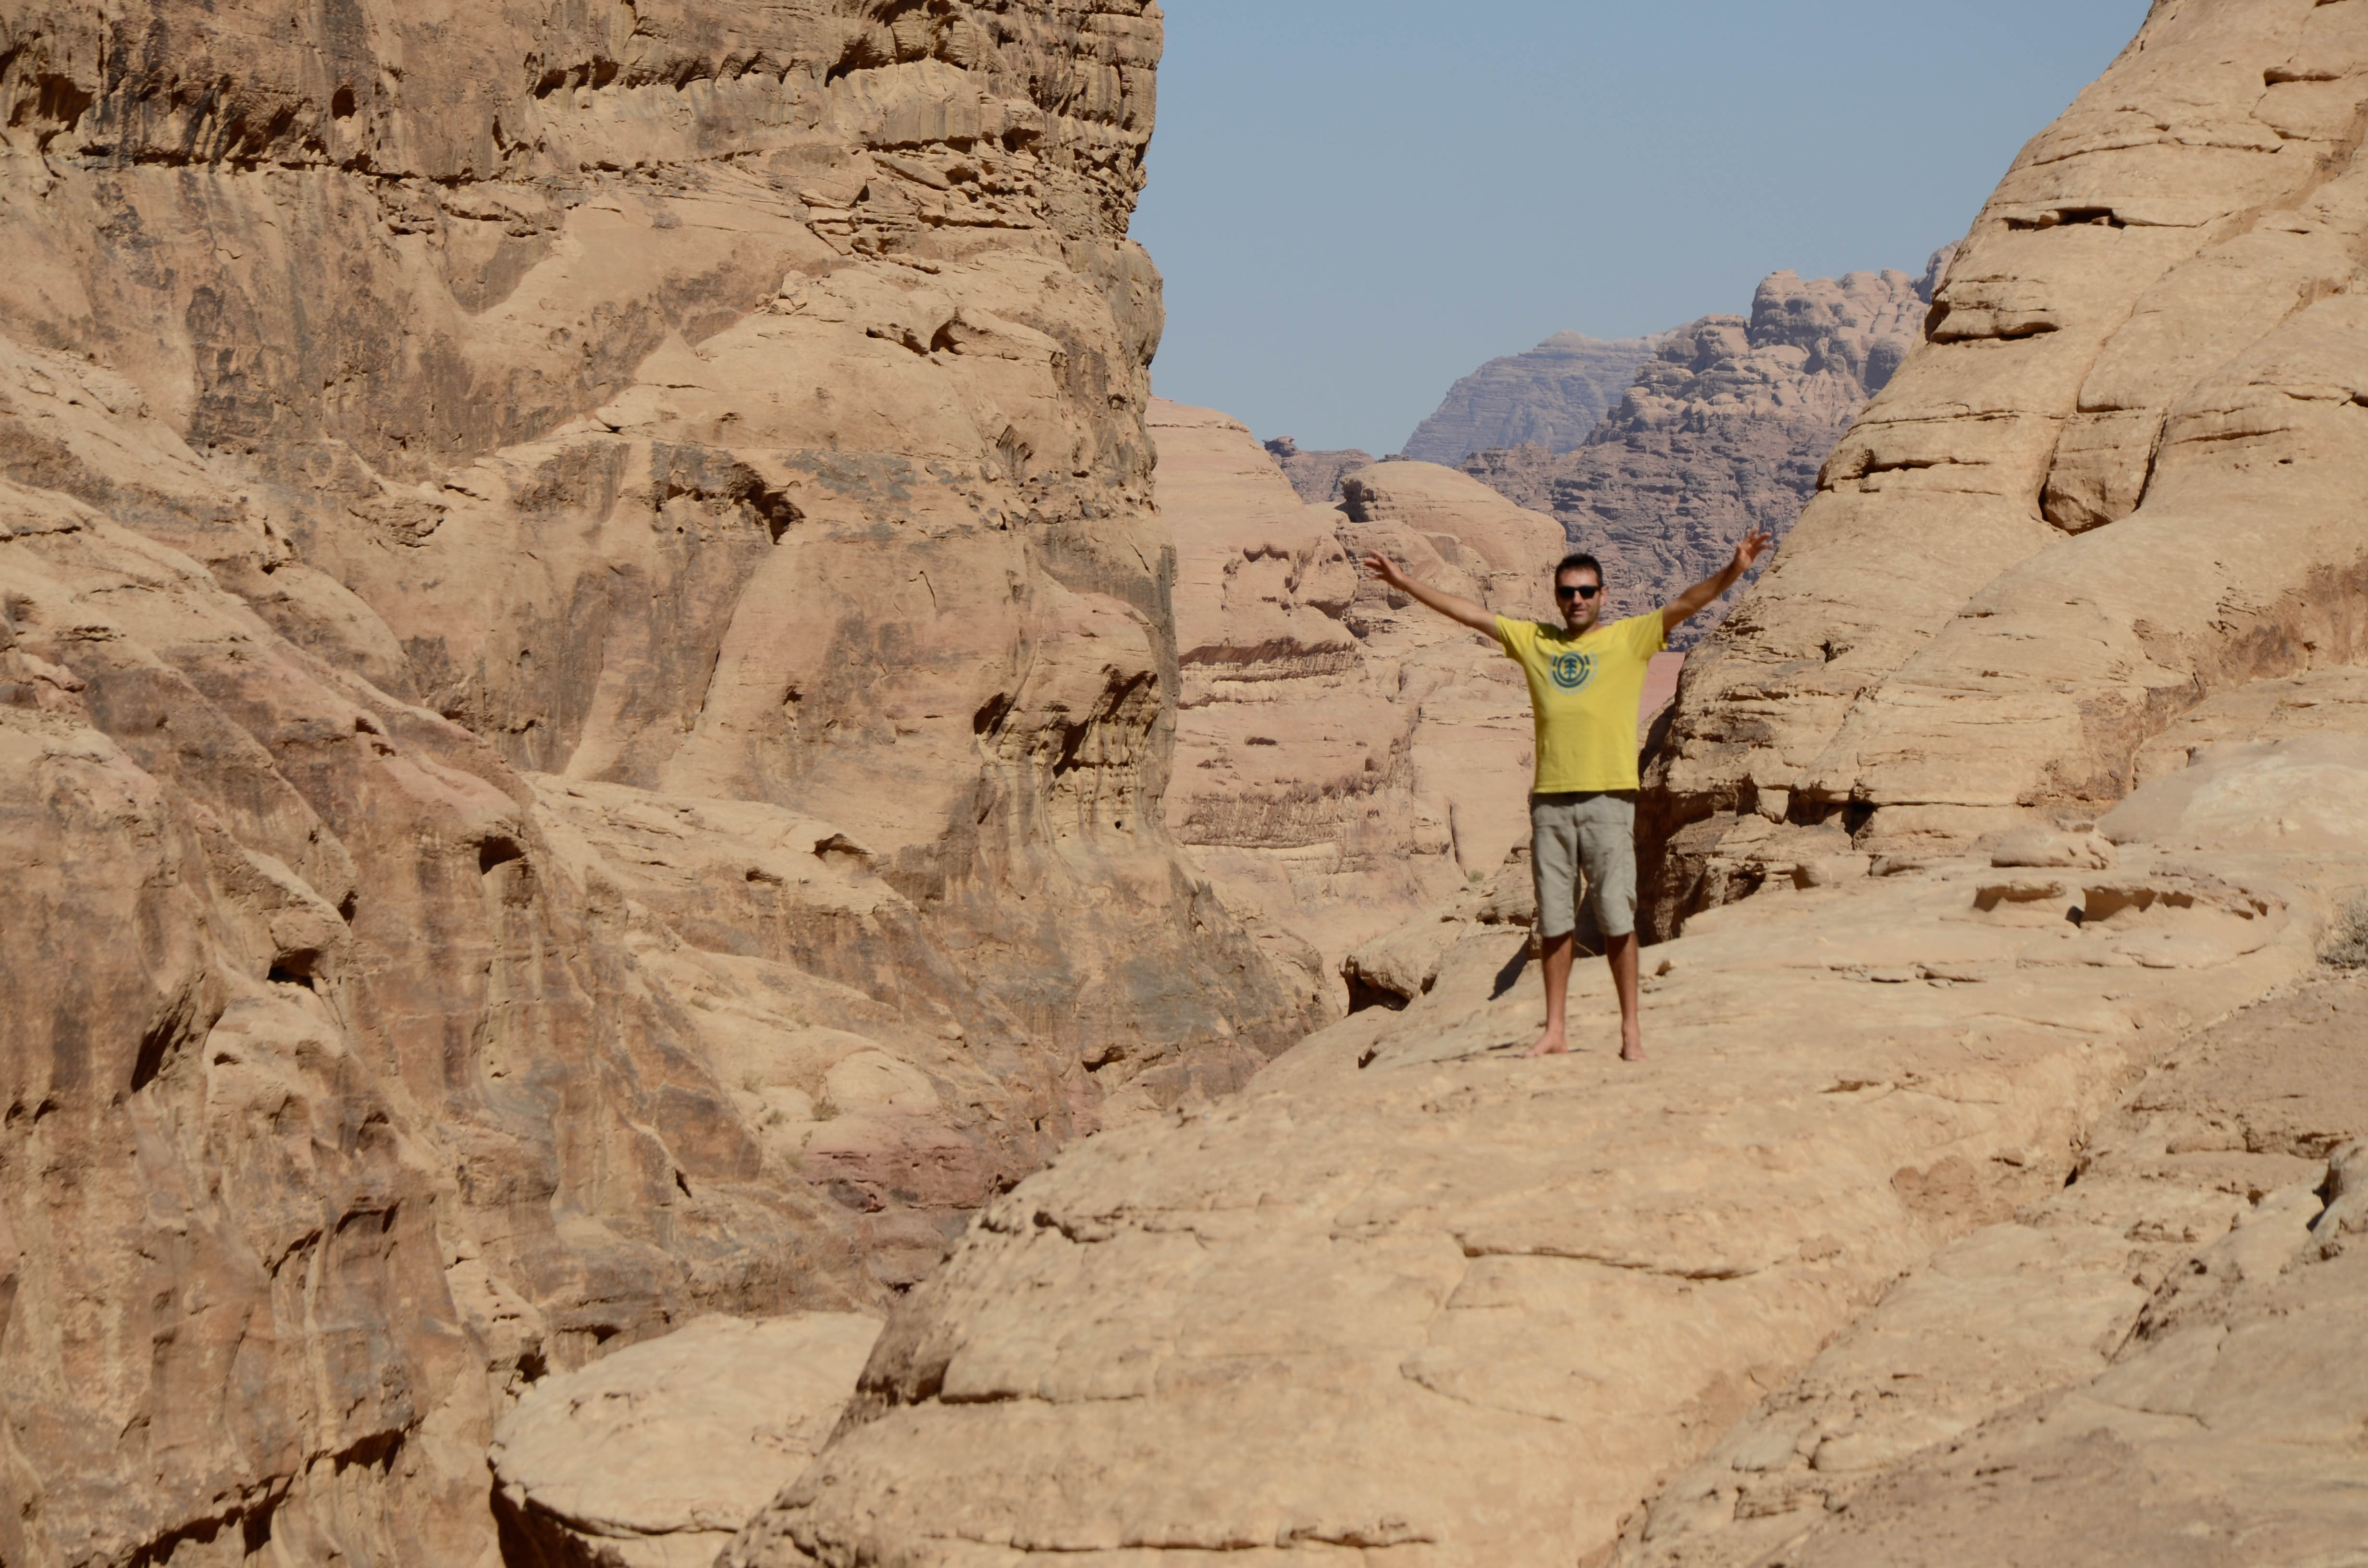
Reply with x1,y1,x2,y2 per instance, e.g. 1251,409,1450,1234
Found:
1732,530,1775,576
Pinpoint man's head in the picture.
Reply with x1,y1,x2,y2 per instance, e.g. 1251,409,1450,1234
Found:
1553,551,1605,633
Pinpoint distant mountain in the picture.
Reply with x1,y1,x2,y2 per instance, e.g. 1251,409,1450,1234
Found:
1401,330,1667,464
1455,261,1945,649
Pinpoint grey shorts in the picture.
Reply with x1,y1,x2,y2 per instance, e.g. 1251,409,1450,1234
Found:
1530,791,1639,943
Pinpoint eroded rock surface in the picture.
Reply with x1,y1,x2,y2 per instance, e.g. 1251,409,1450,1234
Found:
0,4,1326,1562
1611,969,2368,1568
728,808,2353,1566
1460,269,1929,646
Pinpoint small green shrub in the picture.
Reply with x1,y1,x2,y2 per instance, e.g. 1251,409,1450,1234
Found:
2324,894,2368,968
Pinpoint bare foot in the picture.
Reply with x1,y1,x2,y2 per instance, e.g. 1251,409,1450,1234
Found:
1619,1026,1646,1063
1525,1027,1568,1058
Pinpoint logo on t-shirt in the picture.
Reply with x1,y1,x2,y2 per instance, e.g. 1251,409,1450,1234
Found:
1549,650,1595,692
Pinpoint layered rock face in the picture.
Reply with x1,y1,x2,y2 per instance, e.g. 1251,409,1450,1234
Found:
1460,269,1929,647
1647,0,2368,930
1153,400,1558,982
1402,329,1664,465
0,4,1326,1562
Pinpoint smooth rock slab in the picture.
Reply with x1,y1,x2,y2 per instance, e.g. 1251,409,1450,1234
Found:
720,854,2312,1567
492,1313,883,1568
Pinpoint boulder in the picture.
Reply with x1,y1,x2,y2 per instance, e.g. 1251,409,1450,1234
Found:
492,1314,881,1568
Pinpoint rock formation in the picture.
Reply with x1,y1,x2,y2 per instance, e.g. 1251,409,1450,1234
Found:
1258,435,1375,504
492,1312,880,1568
715,5,2368,1566
1153,400,1559,984
1460,268,1930,647
1646,0,2368,932
1402,330,1665,465
1611,963,2368,1568
0,3,1329,1562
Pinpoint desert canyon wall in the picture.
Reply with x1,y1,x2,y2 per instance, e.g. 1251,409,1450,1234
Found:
723,3,2368,1565
0,3,1338,1562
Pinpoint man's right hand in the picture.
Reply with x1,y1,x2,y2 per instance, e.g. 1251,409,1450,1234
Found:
1359,551,1496,634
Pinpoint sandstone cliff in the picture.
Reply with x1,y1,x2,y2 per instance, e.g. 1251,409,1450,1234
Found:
1461,268,1930,648
1402,329,1664,465
0,4,1326,1562
1153,400,1556,986
715,4,2368,1564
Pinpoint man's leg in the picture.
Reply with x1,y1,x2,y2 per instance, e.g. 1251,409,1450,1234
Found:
1526,796,1579,1056
1527,929,1575,1056
1578,792,1646,1061
1605,931,1643,1061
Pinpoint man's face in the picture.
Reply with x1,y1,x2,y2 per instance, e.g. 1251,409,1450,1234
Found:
1555,569,1604,632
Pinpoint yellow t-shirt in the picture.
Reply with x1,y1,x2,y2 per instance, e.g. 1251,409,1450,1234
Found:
1494,611,1666,794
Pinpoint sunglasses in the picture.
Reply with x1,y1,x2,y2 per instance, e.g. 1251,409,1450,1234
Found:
1554,583,1602,600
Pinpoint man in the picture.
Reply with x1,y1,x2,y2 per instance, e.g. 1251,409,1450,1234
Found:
1362,533,1772,1060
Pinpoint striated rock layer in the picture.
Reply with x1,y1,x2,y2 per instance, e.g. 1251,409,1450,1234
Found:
0,4,1327,1563
1645,0,2368,932
1461,268,1930,648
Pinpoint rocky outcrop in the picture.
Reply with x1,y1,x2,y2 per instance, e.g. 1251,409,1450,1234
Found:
1460,269,1930,647
1613,966,2368,1568
727,755,2362,1564
1403,330,1665,465
1259,435,1375,504
1154,401,1558,985
492,1313,880,1568
0,3,1328,1562
1646,0,2368,931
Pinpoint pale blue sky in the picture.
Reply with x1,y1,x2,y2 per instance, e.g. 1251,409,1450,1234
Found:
1134,1,2148,453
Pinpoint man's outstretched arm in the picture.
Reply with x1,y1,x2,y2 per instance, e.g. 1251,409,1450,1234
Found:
1663,529,1775,634
1362,552,1498,634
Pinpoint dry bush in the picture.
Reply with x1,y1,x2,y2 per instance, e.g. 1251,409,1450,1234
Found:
2325,894,2368,968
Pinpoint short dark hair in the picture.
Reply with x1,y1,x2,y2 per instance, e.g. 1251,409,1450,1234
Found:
1554,551,1603,585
